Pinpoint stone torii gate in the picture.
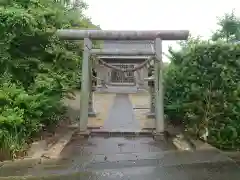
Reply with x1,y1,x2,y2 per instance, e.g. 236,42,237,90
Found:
56,30,189,135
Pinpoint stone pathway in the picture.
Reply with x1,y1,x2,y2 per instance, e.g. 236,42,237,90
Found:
102,94,141,131
96,86,140,94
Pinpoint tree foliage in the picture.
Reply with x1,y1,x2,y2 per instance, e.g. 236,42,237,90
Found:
0,0,98,159
212,11,240,42
165,14,240,149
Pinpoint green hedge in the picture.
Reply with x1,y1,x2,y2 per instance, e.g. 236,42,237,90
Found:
164,42,240,150
0,0,97,160
0,78,64,159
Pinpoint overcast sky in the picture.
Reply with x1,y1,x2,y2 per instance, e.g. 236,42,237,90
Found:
84,0,240,61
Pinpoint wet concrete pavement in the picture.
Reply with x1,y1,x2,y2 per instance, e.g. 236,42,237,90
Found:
90,161,240,180
1,136,240,179
4,160,240,180
103,94,141,131
50,137,240,180
0,136,175,177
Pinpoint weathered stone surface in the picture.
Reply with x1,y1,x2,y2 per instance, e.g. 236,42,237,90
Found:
102,94,141,131
56,29,189,40
149,85,155,115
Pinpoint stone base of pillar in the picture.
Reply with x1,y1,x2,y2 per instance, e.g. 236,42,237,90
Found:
88,110,97,117
146,112,155,118
96,84,107,90
153,131,167,141
77,130,90,138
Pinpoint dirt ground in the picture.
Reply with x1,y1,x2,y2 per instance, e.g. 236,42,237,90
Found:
129,93,155,129
64,91,155,129
63,91,116,128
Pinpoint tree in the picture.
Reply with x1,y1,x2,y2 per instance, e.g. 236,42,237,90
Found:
164,11,240,150
212,11,240,42
0,0,99,160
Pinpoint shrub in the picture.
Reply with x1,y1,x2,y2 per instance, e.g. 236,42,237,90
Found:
164,41,240,150
0,79,65,159
0,0,98,159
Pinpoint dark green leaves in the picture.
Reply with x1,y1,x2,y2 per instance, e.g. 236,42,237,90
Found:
165,42,240,150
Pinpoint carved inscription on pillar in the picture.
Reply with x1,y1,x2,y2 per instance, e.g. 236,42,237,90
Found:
88,90,93,112
88,69,95,112
148,66,155,114
150,82,155,113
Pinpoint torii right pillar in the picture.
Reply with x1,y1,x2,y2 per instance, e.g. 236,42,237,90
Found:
154,37,165,136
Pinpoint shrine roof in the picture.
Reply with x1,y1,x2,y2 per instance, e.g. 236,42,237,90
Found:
99,40,154,59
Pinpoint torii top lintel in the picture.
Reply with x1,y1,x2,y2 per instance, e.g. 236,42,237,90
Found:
56,29,189,41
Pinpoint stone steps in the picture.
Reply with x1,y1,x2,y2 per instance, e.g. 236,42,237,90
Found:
84,149,232,170
89,129,154,137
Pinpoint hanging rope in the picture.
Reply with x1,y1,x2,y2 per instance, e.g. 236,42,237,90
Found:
92,75,108,88
92,75,100,80
89,50,170,89
91,55,154,86
93,55,154,73
91,51,170,71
